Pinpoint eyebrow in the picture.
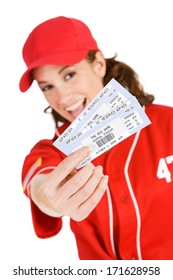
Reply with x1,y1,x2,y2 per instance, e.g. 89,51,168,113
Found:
37,65,73,85
58,65,71,74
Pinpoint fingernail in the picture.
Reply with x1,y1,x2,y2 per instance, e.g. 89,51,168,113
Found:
96,165,103,172
104,175,109,183
82,146,91,153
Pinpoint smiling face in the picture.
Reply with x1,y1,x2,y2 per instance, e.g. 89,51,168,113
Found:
32,52,106,122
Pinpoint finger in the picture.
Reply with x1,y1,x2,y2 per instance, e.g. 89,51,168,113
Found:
61,163,95,197
47,146,91,187
68,165,103,204
77,175,108,221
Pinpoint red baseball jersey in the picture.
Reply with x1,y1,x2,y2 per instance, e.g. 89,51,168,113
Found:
22,104,173,259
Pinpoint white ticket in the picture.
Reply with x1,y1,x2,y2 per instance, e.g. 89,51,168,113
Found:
53,78,151,168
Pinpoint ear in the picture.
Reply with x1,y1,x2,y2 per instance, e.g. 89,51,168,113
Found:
93,51,106,78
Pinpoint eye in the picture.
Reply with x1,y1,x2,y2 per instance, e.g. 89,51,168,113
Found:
64,72,76,81
41,85,53,92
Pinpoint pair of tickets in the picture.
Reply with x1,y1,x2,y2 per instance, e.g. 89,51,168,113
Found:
53,78,151,168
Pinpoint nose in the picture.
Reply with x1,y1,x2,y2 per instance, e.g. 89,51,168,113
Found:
54,84,72,107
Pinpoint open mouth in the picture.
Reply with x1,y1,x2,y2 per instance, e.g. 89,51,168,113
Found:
65,98,87,119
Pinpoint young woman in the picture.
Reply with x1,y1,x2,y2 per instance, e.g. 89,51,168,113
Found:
20,16,173,260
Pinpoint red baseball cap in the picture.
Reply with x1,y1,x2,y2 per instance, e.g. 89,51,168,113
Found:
19,16,100,92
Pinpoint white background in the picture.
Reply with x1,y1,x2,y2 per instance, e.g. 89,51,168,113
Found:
1,0,173,276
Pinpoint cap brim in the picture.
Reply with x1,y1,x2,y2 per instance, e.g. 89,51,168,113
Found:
19,49,89,92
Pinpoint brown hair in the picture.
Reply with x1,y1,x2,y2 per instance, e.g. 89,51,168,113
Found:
45,51,155,126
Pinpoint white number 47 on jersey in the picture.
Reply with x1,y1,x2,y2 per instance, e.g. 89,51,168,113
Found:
157,155,173,183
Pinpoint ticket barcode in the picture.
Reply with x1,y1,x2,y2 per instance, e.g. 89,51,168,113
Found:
96,133,115,148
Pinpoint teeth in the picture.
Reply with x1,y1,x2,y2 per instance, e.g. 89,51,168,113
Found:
65,99,85,111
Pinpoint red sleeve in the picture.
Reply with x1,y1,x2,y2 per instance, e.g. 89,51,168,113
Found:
21,137,66,238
